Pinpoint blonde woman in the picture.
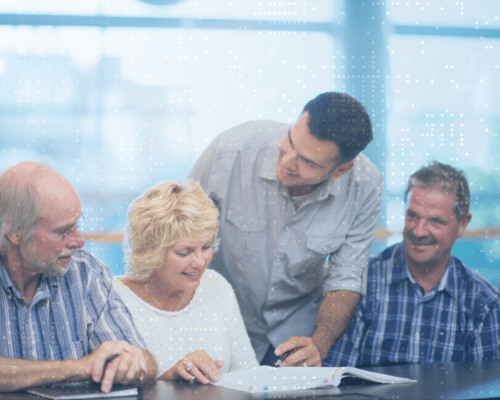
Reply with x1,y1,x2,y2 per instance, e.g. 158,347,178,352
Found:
113,180,258,384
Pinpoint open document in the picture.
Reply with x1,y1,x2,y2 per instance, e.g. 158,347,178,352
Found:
213,365,416,393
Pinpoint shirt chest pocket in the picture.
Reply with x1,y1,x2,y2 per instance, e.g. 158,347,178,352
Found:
305,235,345,257
224,209,267,257
287,235,345,278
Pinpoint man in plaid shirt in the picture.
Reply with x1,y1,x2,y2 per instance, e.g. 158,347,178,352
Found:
324,161,500,367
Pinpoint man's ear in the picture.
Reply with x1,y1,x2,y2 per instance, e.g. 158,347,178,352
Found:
457,213,472,238
330,160,354,180
5,226,21,246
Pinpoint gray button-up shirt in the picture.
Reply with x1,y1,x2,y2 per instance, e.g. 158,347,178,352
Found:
189,120,383,362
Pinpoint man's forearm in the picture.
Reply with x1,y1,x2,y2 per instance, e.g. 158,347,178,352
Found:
0,349,156,392
0,357,81,392
311,290,360,360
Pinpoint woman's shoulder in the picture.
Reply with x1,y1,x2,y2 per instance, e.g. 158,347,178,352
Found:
112,275,129,290
112,275,125,288
112,276,142,303
202,268,230,285
200,269,236,295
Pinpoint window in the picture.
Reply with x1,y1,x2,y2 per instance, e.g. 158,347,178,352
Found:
385,0,500,233
0,0,339,234
1,1,498,281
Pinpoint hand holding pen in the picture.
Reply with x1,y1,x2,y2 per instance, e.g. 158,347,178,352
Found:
274,349,295,367
274,336,322,367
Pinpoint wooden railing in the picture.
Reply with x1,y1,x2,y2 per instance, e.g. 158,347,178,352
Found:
83,228,500,242
374,228,500,239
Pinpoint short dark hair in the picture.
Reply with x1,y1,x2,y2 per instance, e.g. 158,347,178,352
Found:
302,92,373,163
404,161,470,222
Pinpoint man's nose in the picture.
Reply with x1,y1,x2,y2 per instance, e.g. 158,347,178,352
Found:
65,228,85,249
412,219,428,237
281,149,299,172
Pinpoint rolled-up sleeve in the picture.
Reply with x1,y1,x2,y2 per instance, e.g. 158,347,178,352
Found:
323,169,383,296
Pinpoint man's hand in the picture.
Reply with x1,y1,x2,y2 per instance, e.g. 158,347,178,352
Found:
275,336,321,367
275,291,361,368
78,341,147,393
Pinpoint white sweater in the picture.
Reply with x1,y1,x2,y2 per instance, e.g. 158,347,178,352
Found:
113,270,259,377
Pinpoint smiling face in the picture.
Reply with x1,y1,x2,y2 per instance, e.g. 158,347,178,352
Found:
403,186,470,275
276,112,354,196
152,232,213,294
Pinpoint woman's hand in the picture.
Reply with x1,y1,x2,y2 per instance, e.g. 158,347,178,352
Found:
158,349,224,384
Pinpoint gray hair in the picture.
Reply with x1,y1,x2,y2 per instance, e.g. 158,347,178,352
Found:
0,177,42,250
404,161,470,223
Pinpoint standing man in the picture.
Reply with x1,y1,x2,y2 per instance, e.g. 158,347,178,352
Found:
324,162,500,367
189,92,383,366
0,162,157,392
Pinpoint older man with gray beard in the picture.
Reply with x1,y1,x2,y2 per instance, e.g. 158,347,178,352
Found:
0,162,157,392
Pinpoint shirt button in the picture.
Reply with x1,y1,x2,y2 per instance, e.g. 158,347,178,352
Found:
31,351,37,358
415,333,420,340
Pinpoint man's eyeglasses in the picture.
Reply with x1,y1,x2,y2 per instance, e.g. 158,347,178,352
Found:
51,214,85,241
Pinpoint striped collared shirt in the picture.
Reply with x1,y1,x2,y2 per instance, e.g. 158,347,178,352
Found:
0,248,145,360
324,242,500,367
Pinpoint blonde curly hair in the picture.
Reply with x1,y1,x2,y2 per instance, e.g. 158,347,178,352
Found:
124,180,219,281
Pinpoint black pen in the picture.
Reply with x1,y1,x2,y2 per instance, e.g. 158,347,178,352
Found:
274,349,294,367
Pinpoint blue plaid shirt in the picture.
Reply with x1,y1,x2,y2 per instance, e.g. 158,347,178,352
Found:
0,248,146,360
324,242,500,367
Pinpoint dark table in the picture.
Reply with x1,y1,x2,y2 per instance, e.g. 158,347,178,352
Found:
3,360,500,399
141,360,500,400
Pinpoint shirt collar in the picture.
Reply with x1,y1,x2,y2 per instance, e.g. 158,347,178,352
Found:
258,127,342,199
438,258,460,299
389,242,459,299
0,256,59,304
0,257,16,293
386,243,408,285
